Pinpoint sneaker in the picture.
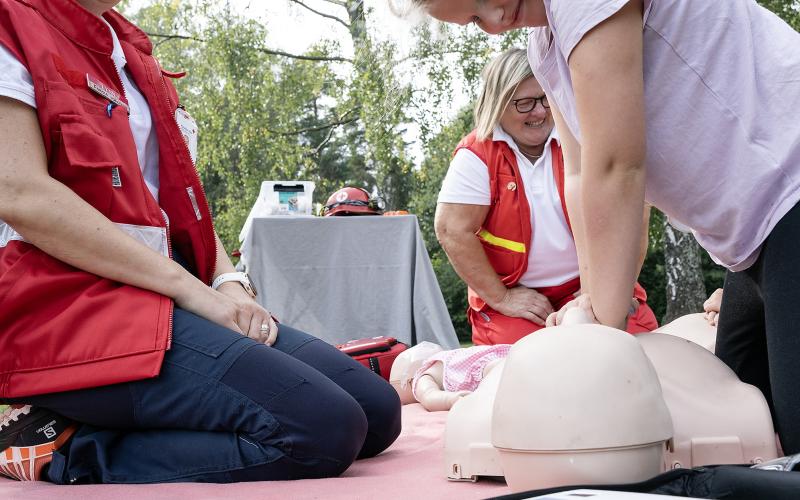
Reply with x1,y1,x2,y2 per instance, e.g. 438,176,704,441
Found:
0,405,77,481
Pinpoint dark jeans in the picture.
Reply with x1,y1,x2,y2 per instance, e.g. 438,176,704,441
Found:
715,201,800,454
13,309,401,484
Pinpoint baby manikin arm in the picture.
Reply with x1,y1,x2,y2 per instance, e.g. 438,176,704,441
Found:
415,362,471,412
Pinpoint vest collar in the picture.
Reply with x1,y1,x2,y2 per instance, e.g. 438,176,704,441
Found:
18,0,152,56
492,125,560,161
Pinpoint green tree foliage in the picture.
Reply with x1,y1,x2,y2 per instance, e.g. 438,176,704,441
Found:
124,0,413,247
760,0,800,30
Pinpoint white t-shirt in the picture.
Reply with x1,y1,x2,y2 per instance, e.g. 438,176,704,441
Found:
0,21,161,201
529,0,800,271
438,127,579,288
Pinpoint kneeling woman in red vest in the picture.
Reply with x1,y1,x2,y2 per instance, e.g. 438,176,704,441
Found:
0,0,399,484
435,48,657,346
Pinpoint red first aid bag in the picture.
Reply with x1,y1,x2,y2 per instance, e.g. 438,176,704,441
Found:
336,336,408,381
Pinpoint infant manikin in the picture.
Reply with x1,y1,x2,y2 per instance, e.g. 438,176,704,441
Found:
393,308,588,412
411,345,511,411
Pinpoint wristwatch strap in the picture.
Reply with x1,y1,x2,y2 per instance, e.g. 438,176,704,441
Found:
212,272,257,298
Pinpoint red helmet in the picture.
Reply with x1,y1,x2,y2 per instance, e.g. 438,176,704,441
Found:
323,187,385,216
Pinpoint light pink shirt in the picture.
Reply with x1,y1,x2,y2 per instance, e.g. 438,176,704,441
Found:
412,344,511,397
528,0,800,271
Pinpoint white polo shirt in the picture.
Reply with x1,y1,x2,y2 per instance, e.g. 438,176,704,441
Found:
438,126,579,288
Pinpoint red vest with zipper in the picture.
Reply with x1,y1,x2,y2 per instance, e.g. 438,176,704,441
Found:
455,130,648,313
0,0,216,398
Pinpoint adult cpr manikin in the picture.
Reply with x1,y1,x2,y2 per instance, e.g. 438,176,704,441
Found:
444,309,776,490
637,332,777,469
654,312,716,352
492,322,673,492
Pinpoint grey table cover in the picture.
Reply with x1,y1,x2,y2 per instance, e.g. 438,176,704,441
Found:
240,215,459,349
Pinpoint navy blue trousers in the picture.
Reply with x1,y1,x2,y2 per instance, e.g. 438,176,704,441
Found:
15,309,401,483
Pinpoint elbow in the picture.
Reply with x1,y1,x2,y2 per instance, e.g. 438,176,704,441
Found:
0,184,23,222
434,211,463,252
0,177,48,225
585,154,647,193
603,153,646,178
583,138,646,178
433,208,449,247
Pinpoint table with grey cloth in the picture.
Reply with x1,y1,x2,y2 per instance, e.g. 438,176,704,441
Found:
240,215,460,349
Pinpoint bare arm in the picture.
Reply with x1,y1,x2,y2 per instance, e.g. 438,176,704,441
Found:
0,97,193,298
638,204,651,275
414,362,469,412
568,0,647,329
212,231,278,344
552,102,649,289
435,202,501,303
0,97,272,340
549,102,590,288
435,202,553,323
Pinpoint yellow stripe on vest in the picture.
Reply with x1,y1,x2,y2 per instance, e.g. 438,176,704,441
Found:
477,229,526,253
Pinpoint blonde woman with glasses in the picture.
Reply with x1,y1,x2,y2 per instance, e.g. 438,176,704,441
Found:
434,48,656,346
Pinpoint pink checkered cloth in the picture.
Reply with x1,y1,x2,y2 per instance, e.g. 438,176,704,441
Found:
412,344,511,398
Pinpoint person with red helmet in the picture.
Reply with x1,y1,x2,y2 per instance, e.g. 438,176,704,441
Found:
323,187,386,216
434,48,657,346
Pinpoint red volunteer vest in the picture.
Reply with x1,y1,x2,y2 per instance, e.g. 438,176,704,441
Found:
454,130,647,313
0,0,216,398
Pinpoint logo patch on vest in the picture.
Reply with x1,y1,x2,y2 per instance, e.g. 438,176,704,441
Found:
507,181,517,191
86,74,129,112
111,167,122,188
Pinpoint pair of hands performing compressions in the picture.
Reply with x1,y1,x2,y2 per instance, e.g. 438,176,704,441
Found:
494,286,639,328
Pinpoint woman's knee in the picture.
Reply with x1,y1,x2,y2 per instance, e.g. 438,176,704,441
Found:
358,380,401,458
286,386,368,478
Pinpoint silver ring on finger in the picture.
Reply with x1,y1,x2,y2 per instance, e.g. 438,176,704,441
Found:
260,323,270,331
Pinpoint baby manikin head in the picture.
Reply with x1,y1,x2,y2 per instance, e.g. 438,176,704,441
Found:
389,341,443,404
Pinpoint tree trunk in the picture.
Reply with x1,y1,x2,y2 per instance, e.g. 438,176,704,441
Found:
662,221,707,324
346,0,366,45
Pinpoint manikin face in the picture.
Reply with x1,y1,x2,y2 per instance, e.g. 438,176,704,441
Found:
498,77,554,154
425,0,547,35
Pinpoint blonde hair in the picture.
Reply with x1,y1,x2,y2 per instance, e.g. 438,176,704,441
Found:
474,48,534,141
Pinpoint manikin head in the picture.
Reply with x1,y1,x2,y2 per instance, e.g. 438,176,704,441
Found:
474,48,554,157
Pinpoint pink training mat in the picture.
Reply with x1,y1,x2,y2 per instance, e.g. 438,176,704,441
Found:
0,404,510,500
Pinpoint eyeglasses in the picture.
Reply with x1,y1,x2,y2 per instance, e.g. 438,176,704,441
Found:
511,96,549,113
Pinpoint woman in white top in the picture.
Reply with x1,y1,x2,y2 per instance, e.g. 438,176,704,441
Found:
435,48,656,346
409,0,800,453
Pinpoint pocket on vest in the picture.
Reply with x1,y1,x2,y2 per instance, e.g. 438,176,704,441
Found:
51,115,122,215
480,242,525,278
